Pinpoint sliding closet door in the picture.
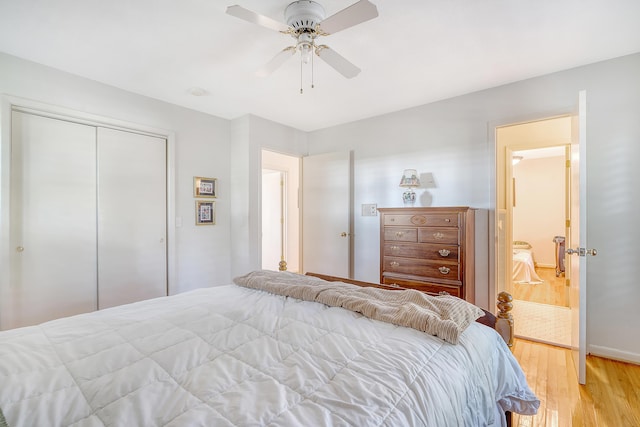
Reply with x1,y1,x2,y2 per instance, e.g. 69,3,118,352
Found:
97,128,167,309
7,112,98,329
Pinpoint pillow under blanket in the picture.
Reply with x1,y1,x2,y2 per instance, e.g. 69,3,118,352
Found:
233,270,485,345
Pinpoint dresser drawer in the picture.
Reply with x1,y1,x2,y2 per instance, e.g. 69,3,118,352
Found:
384,213,459,227
383,256,461,281
383,228,418,242
382,276,462,298
384,242,459,261
418,227,459,244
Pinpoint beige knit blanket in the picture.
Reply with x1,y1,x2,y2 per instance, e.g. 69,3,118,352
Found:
233,270,485,345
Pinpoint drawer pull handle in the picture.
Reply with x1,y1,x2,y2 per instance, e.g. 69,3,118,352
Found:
390,245,400,251
438,291,450,296
438,266,451,275
389,283,400,288
390,261,400,267
395,231,404,238
444,218,451,223
438,249,450,257
433,232,445,240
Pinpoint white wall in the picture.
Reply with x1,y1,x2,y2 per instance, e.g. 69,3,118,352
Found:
307,52,640,363
513,156,566,267
0,52,231,294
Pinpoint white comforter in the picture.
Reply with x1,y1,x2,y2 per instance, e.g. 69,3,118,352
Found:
0,284,538,427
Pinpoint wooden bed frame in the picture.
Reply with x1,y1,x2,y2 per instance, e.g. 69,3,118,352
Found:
305,272,515,427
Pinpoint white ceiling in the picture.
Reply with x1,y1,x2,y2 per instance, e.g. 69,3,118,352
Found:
1,0,639,131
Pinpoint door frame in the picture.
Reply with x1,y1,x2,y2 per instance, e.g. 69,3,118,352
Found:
261,149,301,273
0,95,177,316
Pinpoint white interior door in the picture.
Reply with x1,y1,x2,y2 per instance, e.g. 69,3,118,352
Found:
569,90,588,384
7,112,97,329
97,128,167,309
262,170,283,271
302,151,352,277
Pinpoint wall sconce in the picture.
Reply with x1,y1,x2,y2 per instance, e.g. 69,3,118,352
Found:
399,169,420,206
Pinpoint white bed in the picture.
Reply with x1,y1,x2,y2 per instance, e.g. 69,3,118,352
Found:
0,271,539,427
512,242,543,285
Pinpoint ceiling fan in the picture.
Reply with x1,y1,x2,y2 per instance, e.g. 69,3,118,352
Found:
226,0,378,88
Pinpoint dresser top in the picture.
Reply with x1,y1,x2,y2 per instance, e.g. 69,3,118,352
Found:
378,206,473,213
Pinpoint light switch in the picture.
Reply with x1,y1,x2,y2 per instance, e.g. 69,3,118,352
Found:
362,204,377,216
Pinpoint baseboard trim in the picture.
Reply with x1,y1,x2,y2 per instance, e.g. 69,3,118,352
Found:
535,264,556,269
588,344,640,365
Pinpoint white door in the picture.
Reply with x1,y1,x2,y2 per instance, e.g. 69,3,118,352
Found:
7,112,98,329
262,169,283,271
568,90,593,384
97,128,167,309
302,151,352,277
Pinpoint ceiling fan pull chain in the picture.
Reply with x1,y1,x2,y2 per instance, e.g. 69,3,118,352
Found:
311,44,315,89
300,55,304,94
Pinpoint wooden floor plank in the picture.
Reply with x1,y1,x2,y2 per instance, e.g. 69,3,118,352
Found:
511,339,640,427
511,267,568,307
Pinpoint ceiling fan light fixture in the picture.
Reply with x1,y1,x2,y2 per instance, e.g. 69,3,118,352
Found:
297,32,314,64
300,43,313,64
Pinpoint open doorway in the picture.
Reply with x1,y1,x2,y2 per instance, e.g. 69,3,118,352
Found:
261,150,300,273
512,146,568,307
496,116,573,347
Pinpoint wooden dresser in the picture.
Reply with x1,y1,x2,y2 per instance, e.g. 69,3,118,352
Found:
378,207,476,303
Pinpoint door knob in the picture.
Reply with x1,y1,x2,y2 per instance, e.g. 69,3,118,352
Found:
16,246,24,252
566,247,597,256
340,232,347,237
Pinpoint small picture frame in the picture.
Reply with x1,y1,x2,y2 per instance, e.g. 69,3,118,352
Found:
194,176,217,198
196,200,216,225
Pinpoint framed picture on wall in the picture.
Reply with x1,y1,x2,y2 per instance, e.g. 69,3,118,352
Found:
194,176,217,198
196,200,216,225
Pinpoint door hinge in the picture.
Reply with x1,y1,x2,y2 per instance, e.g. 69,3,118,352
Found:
566,159,571,168
566,219,570,228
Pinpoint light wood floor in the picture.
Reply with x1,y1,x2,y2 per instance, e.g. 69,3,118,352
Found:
511,267,568,307
511,339,640,426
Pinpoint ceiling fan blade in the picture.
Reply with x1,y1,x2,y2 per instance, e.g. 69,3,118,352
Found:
256,46,297,77
315,45,361,79
316,0,378,35
226,5,290,33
